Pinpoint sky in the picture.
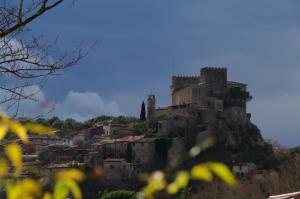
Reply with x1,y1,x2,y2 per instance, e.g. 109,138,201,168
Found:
6,0,300,147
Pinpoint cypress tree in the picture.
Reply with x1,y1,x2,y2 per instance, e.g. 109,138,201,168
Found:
140,101,146,121
126,142,133,163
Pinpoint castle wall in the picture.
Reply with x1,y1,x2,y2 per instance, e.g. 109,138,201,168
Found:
223,107,247,125
200,67,227,97
172,86,193,106
171,76,200,93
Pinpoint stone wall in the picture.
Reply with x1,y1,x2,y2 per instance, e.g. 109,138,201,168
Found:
171,76,200,94
132,138,156,167
200,67,227,97
172,86,193,105
167,138,186,169
103,159,134,181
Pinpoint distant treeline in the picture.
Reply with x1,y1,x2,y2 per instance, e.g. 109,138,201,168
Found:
17,116,139,137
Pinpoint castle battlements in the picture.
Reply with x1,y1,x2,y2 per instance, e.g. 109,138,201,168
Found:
172,75,200,79
201,67,227,71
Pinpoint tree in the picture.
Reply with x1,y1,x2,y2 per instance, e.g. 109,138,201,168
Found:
0,0,88,116
100,190,136,199
140,101,146,121
126,142,133,163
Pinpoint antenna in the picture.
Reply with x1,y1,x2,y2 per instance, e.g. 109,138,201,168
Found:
172,60,175,76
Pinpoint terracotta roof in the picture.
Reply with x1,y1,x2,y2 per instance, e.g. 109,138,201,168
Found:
116,135,145,142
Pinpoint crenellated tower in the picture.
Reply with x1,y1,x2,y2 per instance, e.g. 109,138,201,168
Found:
200,67,227,97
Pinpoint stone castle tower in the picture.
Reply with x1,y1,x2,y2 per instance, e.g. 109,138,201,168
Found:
200,67,227,97
171,67,228,106
147,95,156,120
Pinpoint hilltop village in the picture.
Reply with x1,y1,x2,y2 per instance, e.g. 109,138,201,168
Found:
1,67,271,190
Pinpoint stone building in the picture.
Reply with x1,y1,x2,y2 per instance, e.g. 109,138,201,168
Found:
147,67,251,135
232,162,257,178
102,158,135,181
90,135,156,167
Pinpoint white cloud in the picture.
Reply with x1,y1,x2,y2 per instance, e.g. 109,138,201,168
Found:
0,86,123,122
54,91,122,121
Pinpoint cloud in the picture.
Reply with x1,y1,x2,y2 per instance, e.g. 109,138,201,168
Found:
54,91,123,121
0,86,123,122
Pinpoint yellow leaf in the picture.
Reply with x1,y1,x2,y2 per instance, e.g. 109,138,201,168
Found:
5,143,22,175
25,123,56,135
10,121,28,143
6,181,22,199
65,180,82,199
21,179,42,198
206,162,237,187
143,171,167,198
189,136,215,157
53,181,69,199
0,125,8,141
55,169,85,182
0,159,7,177
167,183,179,195
174,171,189,188
191,164,213,182
43,192,52,199
53,180,82,199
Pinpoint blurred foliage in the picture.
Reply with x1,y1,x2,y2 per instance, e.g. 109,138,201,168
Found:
99,190,136,199
0,113,85,199
141,162,237,198
176,187,190,199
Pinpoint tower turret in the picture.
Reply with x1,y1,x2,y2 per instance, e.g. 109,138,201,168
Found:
147,95,156,120
200,67,227,97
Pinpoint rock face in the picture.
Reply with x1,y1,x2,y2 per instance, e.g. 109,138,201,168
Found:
211,119,264,149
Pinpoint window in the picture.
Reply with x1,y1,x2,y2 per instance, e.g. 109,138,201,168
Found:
110,165,114,169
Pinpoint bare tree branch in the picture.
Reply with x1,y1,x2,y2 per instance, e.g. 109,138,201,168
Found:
0,0,65,38
0,0,92,117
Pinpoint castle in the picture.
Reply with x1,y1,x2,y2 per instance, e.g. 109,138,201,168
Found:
147,67,252,135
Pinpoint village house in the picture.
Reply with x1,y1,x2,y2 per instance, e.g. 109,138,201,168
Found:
102,158,135,181
232,162,257,178
17,135,60,153
37,145,80,165
131,137,156,166
40,163,73,185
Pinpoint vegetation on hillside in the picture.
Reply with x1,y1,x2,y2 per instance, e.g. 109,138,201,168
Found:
226,87,253,101
31,116,140,137
291,146,300,155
